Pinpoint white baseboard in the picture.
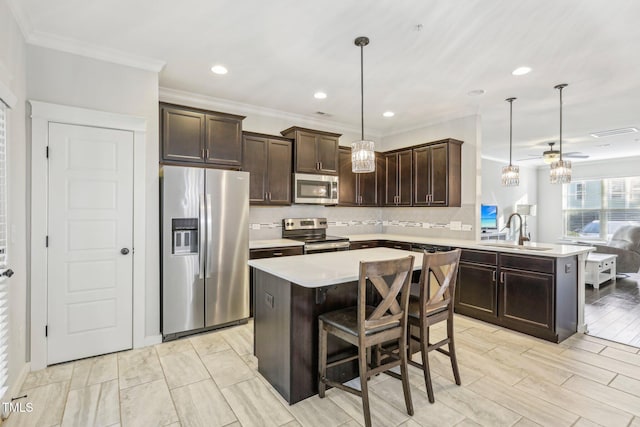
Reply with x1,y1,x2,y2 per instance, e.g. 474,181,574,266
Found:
1,362,31,420
142,335,162,347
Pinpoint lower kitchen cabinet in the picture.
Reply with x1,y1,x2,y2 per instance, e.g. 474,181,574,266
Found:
456,250,498,322
454,249,577,342
349,240,379,250
501,267,554,334
383,240,412,251
249,246,303,316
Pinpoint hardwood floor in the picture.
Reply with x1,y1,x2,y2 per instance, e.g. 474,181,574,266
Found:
585,273,640,347
5,315,640,427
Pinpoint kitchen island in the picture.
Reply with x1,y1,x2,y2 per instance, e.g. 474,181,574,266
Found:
249,248,422,404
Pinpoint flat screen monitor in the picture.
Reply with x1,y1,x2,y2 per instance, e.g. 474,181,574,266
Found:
481,204,498,230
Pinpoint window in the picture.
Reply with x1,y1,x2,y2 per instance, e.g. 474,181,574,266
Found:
563,177,640,240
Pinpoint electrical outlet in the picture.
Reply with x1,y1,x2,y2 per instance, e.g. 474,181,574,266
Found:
265,292,274,308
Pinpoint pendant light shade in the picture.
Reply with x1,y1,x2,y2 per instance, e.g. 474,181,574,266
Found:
550,84,572,184
501,97,520,186
352,36,375,173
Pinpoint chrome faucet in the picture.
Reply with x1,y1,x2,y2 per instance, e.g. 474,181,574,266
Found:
504,213,530,245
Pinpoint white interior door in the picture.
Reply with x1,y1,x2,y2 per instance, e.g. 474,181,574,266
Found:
47,122,134,364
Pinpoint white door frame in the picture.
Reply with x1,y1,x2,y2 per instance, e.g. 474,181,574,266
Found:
30,100,147,370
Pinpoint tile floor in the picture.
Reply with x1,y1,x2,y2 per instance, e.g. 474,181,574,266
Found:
5,315,640,427
585,273,640,347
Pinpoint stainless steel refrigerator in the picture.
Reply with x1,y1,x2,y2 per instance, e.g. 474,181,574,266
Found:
161,166,249,339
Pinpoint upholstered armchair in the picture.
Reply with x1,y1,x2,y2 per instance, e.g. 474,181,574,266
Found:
593,225,640,273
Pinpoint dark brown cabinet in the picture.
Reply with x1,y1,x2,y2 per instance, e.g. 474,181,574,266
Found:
281,127,340,175
242,132,292,205
383,149,412,206
383,241,412,251
249,246,304,316
161,103,245,167
349,240,379,250
413,139,462,207
338,148,380,206
455,250,499,322
454,249,577,342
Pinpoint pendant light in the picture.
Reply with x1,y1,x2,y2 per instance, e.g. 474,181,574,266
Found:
501,97,520,186
351,36,375,173
550,83,572,184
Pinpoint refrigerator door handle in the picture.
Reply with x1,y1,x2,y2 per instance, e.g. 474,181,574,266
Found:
199,195,206,279
206,193,213,278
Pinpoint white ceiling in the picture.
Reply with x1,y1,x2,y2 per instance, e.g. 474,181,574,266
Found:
11,0,640,164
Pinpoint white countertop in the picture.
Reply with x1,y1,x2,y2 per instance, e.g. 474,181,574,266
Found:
249,239,304,250
342,233,595,258
249,233,594,257
249,248,423,288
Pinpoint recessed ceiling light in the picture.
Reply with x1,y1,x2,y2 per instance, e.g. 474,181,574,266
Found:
512,66,532,76
467,89,486,96
314,92,327,99
211,65,228,75
590,127,638,138
383,111,395,118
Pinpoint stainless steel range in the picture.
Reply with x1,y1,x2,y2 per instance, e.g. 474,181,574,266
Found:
282,218,350,254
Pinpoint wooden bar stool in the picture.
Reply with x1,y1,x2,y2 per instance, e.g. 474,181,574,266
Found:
318,255,415,427
408,249,462,403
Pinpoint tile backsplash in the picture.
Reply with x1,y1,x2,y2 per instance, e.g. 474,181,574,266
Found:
249,204,476,241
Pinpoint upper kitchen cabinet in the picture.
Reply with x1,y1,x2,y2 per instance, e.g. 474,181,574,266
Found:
383,149,412,206
280,126,340,175
242,132,292,205
160,103,245,167
338,147,381,206
413,139,463,207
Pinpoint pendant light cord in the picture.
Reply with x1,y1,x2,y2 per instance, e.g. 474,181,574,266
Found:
360,43,364,141
506,97,516,166
554,83,568,162
559,86,563,161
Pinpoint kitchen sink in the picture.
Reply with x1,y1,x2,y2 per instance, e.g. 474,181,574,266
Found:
479,243,552,251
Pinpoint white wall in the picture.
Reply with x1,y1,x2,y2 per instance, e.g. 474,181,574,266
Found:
0,0,29,400
26,46,161,338
536,156,640,243
481,158,538,239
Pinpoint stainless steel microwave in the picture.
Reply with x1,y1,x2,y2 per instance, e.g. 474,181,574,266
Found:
293,173,339,205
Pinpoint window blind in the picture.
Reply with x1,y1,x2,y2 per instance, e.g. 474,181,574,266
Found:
0,102,9,398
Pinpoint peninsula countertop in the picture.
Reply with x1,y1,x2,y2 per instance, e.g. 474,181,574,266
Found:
248,247,423,288
250,233,595,257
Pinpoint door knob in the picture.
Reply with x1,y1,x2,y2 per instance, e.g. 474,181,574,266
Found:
120,248,130,255
1,269,13,278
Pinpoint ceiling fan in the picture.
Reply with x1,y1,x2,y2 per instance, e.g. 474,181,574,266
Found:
519,142,589,163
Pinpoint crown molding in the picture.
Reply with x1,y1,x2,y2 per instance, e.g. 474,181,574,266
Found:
5,0,33,39
5,0,164,72
27,31,166,72
159,87,381,138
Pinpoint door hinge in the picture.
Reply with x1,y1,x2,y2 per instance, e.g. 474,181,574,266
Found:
45,325,48,337
45,236,49,247
46,146,49,158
